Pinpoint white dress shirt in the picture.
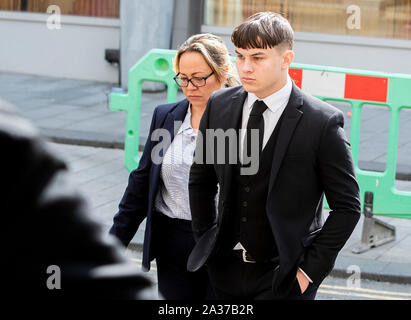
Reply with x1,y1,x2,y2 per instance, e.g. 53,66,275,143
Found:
154,105,197,221
239,75,292,164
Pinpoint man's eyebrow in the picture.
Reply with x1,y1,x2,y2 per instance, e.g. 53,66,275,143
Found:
234,50,266,56
250,52,267,56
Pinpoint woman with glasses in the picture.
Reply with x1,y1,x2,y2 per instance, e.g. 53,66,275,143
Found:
109,34,238,300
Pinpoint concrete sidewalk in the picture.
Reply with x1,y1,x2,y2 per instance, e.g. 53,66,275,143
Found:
1,71,411,286
0,71,184,149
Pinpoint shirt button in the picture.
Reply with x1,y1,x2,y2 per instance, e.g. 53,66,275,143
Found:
244,186,250,192
241,217,247,222
242,201,248,208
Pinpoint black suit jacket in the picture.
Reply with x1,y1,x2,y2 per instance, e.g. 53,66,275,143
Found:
188,82,361,298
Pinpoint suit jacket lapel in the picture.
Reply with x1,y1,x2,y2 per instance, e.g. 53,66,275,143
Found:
267,83,304,197
228,89,248,131
165,99,190,143
161,100,189,151
152,99,189,179
221,89,247,194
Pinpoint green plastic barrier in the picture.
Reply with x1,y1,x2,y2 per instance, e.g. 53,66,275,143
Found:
110,49,411,219
110,49,179,172
288,64,411,219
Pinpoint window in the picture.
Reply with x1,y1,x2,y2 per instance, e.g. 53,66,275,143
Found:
204,0,411,40
0,0,120,18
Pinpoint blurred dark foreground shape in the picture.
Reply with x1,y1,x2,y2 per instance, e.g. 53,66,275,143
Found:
0,98,157,299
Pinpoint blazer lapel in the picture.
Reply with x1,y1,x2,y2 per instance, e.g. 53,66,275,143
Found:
267,83,304,197
159,100,189,153
221,89,247,210
166,99,190,143
151,99,189,180
227,89,247,131
227,88,247,164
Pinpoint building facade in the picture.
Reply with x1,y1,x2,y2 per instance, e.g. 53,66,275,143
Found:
0,0,410,85
201,0,411,74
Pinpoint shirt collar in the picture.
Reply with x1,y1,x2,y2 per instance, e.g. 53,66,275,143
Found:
177,103,195,135
247,74,292,113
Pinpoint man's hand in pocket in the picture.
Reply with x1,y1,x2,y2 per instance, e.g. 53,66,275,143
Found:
296,269,310,293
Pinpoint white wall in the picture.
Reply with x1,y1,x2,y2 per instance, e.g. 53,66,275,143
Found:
201,25,411,75
292,32,411,74
0,11,120,83
120,0,174,90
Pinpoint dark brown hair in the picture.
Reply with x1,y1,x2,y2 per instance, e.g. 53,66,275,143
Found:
231,12,294,50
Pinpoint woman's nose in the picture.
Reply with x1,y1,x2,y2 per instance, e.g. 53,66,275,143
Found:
186,80,198,89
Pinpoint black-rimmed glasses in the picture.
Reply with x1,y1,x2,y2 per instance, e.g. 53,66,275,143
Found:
173,72,214,88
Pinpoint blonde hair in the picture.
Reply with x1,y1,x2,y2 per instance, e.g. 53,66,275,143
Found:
174,33,239,87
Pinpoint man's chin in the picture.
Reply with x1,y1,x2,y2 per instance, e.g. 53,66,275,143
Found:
241,83,256,93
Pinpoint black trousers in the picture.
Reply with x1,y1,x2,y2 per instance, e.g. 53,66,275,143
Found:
207,251,318,300
154,213,215,300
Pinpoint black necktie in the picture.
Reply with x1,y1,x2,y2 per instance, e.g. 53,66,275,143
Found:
243,100,267,164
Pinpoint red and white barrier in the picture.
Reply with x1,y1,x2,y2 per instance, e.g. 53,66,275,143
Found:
289,69,389,103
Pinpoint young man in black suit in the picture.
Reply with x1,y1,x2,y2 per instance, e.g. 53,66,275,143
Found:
187,12,361,300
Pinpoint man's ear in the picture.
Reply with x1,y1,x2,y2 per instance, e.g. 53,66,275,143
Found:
282,50,294,69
